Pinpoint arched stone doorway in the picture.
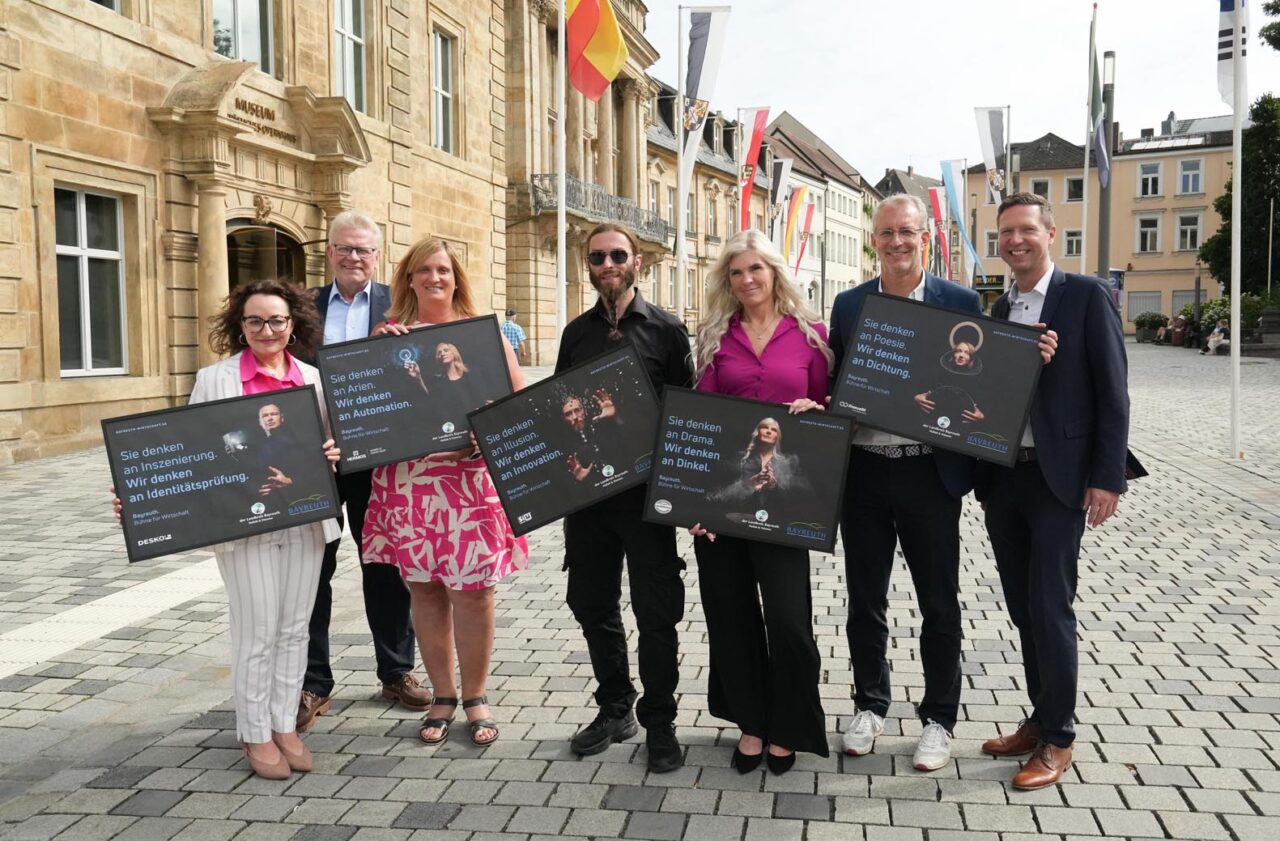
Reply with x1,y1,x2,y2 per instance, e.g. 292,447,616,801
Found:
226,222,307,289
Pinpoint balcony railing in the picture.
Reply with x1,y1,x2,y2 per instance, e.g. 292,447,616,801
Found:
530,174,669,244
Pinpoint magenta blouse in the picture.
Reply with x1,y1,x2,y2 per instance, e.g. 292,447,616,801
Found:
695,315,831,404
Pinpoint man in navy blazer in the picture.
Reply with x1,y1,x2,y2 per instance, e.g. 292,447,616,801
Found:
976,193,1128,790
828,194,985,772
298,211,428,728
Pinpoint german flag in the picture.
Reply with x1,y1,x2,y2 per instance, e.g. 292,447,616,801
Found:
567,0,629,101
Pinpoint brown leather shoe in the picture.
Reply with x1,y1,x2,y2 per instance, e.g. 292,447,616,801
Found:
982,720,1042,757
381,673,431,711
297,690,331,732
1012,742,1073,790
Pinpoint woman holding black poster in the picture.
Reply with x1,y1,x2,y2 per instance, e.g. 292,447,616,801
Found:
112,279,341,780
690,229,834,774
365,236,527,748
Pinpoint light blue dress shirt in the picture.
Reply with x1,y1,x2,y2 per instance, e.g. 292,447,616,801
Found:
322,283,371,346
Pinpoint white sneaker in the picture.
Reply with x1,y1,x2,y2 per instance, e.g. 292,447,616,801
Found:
842,709,885,756
913,720,952,771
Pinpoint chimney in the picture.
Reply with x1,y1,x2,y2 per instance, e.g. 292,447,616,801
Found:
1160,110,1177,135
907,165,914,176
1140,128,1154,139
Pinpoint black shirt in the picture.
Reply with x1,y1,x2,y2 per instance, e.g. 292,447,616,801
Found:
555,289,694,393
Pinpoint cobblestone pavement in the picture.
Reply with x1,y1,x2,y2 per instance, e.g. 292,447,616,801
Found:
2,344,1279,841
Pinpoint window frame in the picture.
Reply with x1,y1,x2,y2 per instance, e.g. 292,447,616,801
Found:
1138,161,1162,198
985,230,998,259
1177,212,1203,252
54,187,128,377
431,27,457,154
706,195,718,239
212,0,275,76
1136,214,1161,254
334,0,367,113
1063,229,1082,258
1066,177,1084,202
1030,178,1050,201
1178,158,1204,195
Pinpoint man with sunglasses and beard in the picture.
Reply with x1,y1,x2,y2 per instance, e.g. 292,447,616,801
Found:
555,222,694,773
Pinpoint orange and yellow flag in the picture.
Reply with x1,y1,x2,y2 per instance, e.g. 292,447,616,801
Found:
567,0,629,101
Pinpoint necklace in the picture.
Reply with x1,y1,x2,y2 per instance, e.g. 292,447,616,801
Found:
743,314,781,342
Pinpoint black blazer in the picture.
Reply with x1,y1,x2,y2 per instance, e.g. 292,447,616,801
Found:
979,267,1129,508
300,280,393,365
829,273,983,499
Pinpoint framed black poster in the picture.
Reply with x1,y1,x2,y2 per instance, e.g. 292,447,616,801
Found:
316,315,513,472
469,343,658,536
642,388,853,553
830,293,1044,466
102,386,339,563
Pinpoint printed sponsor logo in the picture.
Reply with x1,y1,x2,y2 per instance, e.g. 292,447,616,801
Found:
653,499,672,515
137,534,172,546
517,512,533,524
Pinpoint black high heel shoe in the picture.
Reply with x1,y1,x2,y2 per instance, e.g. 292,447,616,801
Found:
730,746,764,773
766,750,796,775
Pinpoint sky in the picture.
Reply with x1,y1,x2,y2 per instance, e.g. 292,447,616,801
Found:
641,0,1280,186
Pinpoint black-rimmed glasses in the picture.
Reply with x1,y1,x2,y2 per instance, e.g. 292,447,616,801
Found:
242,316,292,333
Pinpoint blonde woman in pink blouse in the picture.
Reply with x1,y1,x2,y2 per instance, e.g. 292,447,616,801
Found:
690,229,834,774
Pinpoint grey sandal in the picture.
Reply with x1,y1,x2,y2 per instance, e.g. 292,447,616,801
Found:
419,697,458,745
463,696,498,746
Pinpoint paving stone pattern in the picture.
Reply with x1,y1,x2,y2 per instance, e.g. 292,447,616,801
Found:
2,345,1279,840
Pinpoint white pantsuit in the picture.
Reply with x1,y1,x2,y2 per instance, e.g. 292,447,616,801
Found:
191,352,340,743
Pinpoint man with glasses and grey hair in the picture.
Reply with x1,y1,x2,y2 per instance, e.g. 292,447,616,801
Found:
829,194,1056,772
297,211,429,729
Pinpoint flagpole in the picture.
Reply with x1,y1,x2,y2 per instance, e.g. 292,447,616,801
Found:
675,6,687,322
1230,0,1244,459
1080,4,1096,275
555,0,567,341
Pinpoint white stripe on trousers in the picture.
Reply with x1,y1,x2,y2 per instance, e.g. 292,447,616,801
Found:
216,523,324,743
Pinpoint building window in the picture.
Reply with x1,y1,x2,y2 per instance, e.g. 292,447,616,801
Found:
707,196,718,239
1137,215,1161,253
754,213,763,232
985,231,998,259
1139,162,1161,197
1179,159,1203,195
1064,229,1082,257
686,268,695,308
55,188,126,376
1066,177,1084,202
334,0,366,112
212,0,274,74
666,187,676,224
1178,213,1202,251
91,0,120,10
1172,288,1207,314
667,266,676,306
1127,290,1162,321
649,181,659,214
1030,178,1050,200
431,29,456,153
685,193,696,233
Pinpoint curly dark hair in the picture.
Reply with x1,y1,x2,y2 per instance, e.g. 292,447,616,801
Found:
208,279,323,359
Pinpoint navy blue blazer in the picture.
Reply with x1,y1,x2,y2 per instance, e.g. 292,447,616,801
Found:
978,267,1129,508
829,273,983,499
312,279,392,334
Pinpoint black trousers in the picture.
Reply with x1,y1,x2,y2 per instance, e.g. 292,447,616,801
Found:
695,535,829,756
841,448,963,730
304,468,415,696
563,485,685,728
983,460,1085,748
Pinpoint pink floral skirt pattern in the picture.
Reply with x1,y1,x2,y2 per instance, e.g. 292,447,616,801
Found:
362,456,528,590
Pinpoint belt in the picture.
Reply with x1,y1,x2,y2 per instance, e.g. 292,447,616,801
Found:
1015,447,1037,463
856,443,933,458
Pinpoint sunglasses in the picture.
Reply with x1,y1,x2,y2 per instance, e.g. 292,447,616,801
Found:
587,249,632,266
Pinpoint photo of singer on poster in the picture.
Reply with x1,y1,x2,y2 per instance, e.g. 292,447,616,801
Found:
644,388,852,552
469,344,659,536
316,315,513,471
103,387,339,562
830,293,1044,466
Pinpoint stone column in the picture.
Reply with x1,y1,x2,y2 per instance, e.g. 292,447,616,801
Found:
595,87,615,193
567,87,584,178
196,182,229,367
619,80,640,202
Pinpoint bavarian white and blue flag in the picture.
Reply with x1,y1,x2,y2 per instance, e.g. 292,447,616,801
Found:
1218,0,1249,108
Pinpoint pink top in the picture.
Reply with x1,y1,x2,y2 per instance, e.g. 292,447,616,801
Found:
696,315,830,404
239,350,306,395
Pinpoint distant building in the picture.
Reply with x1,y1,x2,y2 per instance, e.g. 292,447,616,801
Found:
766,112,878,319
966,112,1231,326
875,167,953,280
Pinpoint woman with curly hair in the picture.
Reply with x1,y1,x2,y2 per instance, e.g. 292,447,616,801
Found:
113,278,340,780
365,237,527,748
690,229,833,774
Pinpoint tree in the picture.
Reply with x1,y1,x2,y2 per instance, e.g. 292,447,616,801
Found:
1198,94,1280,297
1263,2,1280,52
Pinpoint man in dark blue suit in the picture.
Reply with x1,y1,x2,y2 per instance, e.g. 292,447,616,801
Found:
828,194,986,771
298,211,427,728
977,193,1128,790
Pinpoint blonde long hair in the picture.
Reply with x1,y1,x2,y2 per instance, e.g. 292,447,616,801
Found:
695,229,833,378
386,237,478,325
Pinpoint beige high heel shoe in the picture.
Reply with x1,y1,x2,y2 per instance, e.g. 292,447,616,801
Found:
242,743,291,780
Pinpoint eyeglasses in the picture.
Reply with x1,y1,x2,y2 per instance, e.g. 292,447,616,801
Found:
331,244,378,258
242,316,292,333
587,249,632,266
875,227,924,241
